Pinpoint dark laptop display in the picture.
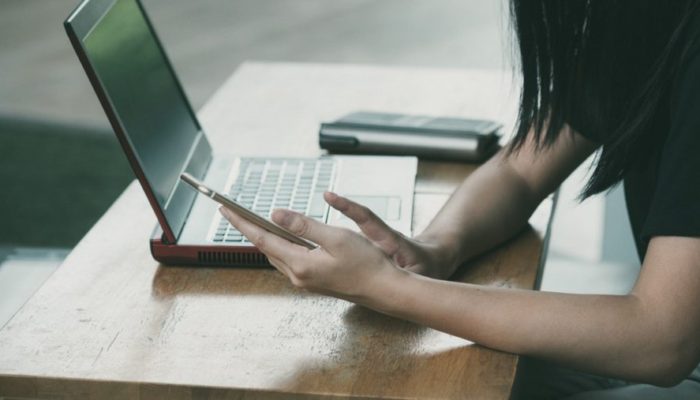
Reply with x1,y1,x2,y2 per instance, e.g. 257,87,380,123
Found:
66,0,212,242
65,0,417,266
84,0,200,205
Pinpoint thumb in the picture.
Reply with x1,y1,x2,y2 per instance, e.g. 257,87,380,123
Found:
271,208,339,249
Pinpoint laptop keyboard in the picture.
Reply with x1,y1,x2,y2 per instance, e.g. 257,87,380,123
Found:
212,158,336,244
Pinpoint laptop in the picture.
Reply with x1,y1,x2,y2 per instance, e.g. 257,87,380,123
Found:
64,0,417,266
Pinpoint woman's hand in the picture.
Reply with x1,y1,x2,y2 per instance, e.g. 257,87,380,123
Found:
219,200,398,303
321,192,458,279
218,192,456,301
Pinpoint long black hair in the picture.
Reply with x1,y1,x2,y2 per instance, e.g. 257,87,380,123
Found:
508,0,699,198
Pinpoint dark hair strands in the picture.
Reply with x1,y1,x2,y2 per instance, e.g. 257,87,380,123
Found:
507,0,700,199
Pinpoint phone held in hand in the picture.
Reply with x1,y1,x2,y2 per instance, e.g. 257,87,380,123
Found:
180,173,318,250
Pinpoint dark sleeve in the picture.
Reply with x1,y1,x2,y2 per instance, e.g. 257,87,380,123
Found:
641,49,700,241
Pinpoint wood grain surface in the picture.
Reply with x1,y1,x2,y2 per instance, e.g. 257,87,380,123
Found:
0,63,550,400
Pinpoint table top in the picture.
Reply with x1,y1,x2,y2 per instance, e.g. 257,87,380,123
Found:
0,63,552,400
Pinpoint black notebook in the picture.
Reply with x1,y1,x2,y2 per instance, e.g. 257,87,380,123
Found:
319,111,502,162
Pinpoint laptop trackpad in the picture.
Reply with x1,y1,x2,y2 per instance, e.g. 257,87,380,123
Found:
338,196,401,221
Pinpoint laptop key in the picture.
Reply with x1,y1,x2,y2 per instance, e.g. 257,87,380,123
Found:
308,193,327,217
210,158,336,243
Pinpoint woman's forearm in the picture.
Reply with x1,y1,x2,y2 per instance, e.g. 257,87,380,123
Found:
418,127,597,276
417,153,541,272
222,126,698,387
368,270,682,386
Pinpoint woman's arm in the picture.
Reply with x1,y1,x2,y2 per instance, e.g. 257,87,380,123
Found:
371,235,700,386
220,125,700,386
417,124,597,277
223,202,700,386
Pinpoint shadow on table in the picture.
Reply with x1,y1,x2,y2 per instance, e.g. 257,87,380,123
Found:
151,265,299,298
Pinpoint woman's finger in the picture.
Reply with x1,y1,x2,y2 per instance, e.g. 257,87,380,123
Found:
270,208,344,252
323,191,403,255
219,207,306,263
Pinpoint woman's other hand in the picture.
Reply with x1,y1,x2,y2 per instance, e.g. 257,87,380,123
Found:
322,192,457,280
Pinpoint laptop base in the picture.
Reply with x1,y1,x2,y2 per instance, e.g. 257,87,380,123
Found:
150,226,270,267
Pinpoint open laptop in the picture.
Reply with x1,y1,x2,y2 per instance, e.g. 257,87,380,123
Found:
64,0,417,266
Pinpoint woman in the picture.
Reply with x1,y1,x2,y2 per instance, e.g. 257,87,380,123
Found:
221,1,700,398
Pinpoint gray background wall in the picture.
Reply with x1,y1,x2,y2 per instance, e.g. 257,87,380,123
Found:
1,0,509,126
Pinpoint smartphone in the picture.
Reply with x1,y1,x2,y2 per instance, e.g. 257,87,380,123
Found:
180,173,318,249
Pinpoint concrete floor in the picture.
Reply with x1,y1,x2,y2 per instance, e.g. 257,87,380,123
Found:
0,0,640,327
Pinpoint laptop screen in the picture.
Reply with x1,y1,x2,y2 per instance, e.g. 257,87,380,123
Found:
82,0,202,208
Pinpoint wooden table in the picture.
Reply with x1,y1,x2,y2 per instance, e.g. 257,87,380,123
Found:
0,63,553,399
